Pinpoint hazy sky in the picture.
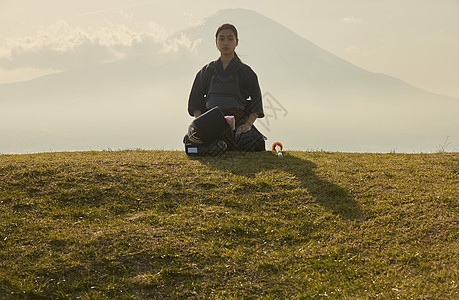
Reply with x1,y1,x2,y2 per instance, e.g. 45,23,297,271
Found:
1,0,458,98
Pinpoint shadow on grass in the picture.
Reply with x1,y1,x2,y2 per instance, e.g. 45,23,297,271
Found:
192,151,361,220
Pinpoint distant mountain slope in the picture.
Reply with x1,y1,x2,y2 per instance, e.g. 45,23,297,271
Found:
180,9,448,97
1,8,458,153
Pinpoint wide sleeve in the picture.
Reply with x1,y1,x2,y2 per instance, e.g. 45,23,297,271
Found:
245,72,264,118
187,69,207,116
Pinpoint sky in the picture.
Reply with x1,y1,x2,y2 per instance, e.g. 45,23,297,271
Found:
0,0,458,98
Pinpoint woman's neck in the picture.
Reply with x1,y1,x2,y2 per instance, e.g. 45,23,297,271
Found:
220,53,234,70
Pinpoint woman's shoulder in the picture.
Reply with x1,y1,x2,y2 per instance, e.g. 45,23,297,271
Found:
199,60,218,73
238,61,255,72
237,61,257,79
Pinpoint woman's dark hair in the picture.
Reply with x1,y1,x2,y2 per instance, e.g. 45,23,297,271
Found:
215,24,238,40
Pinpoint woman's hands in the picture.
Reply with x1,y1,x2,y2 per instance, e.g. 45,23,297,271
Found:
235,112,259,137
235,123,251,137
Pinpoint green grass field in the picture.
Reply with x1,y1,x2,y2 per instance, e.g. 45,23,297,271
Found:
0,150,458,299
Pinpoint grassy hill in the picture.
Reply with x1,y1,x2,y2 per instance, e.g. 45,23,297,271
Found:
0,150,457,299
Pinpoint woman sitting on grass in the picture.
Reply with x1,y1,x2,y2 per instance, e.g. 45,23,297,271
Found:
185,23,266,153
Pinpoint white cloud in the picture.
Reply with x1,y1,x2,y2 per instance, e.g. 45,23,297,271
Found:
342,16,363,24
0,20,190,72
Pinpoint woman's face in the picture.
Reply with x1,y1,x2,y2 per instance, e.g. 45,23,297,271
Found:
216,29,238,56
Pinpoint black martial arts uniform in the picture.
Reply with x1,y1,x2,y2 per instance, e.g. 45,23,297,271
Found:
187,56,265,152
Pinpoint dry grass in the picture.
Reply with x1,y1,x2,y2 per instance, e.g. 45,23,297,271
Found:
0,150,458,299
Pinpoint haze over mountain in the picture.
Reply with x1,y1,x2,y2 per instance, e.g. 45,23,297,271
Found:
1,9,458,153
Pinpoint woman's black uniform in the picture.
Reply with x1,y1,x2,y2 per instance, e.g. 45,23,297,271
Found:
187,56,266,152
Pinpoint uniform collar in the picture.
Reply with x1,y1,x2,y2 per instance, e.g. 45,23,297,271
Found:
216,56,240,77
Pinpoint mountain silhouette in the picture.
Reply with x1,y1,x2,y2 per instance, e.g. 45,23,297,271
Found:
1,8,458,153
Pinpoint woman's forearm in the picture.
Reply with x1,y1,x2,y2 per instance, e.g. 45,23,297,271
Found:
245,112,259,126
